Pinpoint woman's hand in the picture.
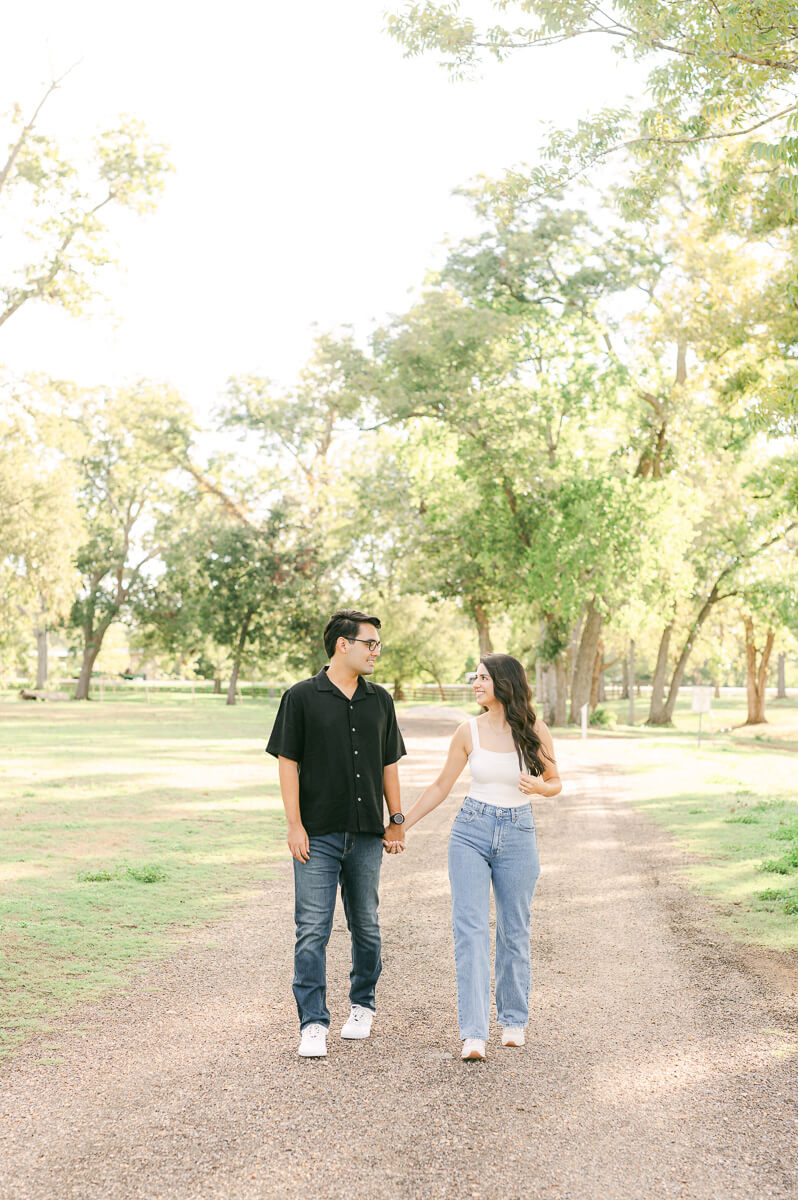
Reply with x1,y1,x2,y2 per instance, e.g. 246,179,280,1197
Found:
518,772,545,796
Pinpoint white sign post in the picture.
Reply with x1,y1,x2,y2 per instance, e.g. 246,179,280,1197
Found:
581,702,588,740
691,686,713,746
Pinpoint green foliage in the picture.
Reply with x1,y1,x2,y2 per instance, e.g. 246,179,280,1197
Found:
388,2,798,216
0,389,84,666
67,384,194,697
588,705,617,728
0,86,172,329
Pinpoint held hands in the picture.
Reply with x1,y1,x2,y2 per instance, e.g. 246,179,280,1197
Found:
382,824,406,854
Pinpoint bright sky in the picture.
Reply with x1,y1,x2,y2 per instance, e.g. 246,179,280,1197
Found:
1,1,642,421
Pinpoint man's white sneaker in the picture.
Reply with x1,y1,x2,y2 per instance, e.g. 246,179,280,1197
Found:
298,1023,328,1057
461,1038,486,1061
501,1026,526,1047
341,1005,374,1040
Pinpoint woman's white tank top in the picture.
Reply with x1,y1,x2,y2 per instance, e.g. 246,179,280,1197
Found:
467,718,526,807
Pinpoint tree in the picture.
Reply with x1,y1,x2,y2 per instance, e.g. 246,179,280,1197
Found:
350,425,506,656
197,517,316,705
388,2,798,215
222,334,379,677
646,457,798,725
363,595,473,700
0,392,83,683
370,196,701,722
734,534,798,724
0,73,171,333
68,385,193,700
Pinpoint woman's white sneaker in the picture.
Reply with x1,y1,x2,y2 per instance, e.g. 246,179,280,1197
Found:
298,1023,328,1057
501,1026,525,1047
341,1004,374,1039
461,1038,486,1061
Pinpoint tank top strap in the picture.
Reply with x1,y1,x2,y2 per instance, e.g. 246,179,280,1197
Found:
469,717,480,753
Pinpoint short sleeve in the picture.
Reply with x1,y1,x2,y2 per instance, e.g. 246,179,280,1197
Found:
382,697,406,766
266,688,305,761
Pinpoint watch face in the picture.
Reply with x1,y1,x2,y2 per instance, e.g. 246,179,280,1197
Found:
391,813,405,824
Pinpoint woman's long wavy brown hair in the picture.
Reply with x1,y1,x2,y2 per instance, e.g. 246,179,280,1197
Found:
480,654,550,777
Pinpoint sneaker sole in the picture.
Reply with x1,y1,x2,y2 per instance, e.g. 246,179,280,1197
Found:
341,1029,372,1040
298,1048,328,1057
502,1038,524,1048
461,1049,486,1061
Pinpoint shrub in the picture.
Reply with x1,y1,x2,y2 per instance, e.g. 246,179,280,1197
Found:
588,706,617,729
126,865,168,884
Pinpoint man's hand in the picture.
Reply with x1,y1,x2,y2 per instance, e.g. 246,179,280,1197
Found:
382,822,406,854
287,821,310,863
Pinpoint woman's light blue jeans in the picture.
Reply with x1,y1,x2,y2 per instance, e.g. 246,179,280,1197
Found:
448,797,541,1040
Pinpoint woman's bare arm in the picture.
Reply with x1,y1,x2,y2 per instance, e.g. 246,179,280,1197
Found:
401,723,470,832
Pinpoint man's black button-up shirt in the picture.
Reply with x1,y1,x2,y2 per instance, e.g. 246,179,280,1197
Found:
266,667,406,836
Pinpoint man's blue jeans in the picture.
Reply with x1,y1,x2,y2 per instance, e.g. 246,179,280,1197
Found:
448,798,541,1040
292,832,383,1030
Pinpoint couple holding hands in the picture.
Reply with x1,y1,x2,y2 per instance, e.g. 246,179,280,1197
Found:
267,609,561,1062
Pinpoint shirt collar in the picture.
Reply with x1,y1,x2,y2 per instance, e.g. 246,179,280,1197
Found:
314,666,375,699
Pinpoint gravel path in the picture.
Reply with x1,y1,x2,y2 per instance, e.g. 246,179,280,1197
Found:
1,711,796,1200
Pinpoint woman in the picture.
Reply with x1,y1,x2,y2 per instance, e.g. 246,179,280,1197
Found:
400,654,561,1061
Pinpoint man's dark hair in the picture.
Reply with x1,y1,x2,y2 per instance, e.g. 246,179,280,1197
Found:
323,609,381,659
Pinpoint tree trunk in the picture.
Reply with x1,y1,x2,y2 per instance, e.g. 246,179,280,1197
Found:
647,622,673,725
35,619,48,690
213,675,223,694
394,678,406,702
777,652,786,699
536,659,556,726
713,678,720,699
554,657,568,727
473,603,493,658
659,587,727,724
569,611,584,699
569,601,603,724
628,640,635,725
621,657,629,701
226,609,253,706
590,639,604,710
74,616,114,700
743,617,775,725
75,640,102,701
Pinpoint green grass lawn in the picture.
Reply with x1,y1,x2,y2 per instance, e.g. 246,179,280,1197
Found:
565,730,798,952
0,693,283,1056
598,689,798,749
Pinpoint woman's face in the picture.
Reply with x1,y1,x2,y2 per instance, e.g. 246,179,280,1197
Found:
473,663,495,707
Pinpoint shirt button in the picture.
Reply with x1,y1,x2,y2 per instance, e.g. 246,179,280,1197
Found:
357,797,362,802
354,750,358,755
352,727,356,732
356,773,360,778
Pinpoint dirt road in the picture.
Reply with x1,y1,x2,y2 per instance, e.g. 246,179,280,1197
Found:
1,710,795,1199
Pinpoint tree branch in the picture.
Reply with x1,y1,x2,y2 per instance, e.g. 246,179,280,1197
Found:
0,64,80,198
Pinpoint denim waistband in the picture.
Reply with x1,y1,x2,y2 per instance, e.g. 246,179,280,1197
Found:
462,796,533,820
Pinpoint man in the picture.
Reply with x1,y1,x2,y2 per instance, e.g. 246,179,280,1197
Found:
266,609,407,1058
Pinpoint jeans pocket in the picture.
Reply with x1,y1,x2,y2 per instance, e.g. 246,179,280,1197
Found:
516,818,536,833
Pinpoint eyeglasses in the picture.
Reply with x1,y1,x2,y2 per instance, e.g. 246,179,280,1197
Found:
347,637,382,652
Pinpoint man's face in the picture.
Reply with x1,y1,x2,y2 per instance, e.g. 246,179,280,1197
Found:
341,623,382,676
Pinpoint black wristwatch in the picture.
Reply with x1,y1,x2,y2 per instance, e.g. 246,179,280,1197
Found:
388,812,405,826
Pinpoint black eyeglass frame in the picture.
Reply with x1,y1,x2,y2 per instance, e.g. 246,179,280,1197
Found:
346,637,383,652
